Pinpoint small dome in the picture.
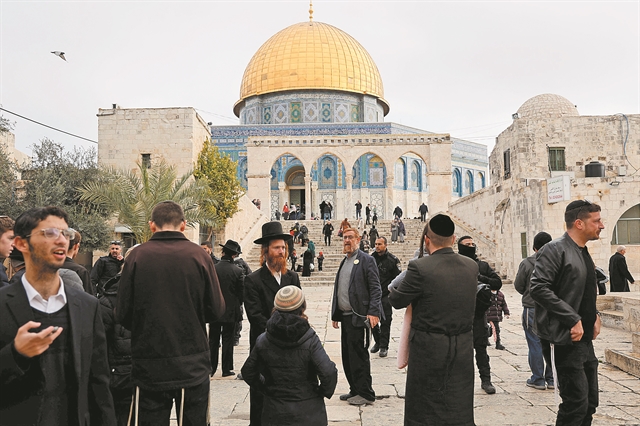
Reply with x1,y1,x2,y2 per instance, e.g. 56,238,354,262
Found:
235,21,388,117
516,94,579,119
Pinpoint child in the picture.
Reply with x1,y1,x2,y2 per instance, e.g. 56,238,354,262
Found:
486,289,510,350
317,251,324,271
242,287,337,426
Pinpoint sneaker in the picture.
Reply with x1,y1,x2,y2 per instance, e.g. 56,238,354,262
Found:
370,343,380,354
547,382,555,390
236,373,243,380
526,379,546,390
495,344,506,350
379,348,388,358
481,381,496,394
339,393,355,401
347,395,374,406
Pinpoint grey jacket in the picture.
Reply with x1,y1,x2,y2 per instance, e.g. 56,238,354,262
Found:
530,233,592,345
514,255,536,308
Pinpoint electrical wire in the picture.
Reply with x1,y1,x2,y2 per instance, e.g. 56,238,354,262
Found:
0,107,97,144
616,113,638,175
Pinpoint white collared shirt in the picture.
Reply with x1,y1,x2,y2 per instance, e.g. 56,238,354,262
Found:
267,264,282,285
22,274,67,313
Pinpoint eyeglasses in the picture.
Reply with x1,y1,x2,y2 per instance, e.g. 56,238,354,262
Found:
26,228,76,240
343,235,358,240
566,199,592,211
110,240,122,245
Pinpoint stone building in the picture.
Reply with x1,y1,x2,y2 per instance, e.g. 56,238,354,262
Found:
449,94,640,281
212,17,488,220
0,130,30,166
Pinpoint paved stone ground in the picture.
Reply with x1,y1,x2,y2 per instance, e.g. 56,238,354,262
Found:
190,284,639,425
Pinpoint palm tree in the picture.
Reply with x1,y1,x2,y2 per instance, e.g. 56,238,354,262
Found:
79,160,217,243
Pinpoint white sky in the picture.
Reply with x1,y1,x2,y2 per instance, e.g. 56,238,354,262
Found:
1,0,638,156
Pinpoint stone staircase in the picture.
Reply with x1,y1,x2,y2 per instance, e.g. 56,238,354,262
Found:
598,293,640,377
239,218,508,285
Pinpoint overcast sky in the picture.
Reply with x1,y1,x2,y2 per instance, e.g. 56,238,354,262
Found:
1,0,638,157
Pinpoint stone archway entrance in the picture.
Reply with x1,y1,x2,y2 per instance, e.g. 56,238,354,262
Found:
286,166,306,215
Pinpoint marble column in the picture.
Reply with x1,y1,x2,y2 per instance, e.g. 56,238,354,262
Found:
304,176,312,219
385,176,395,220
345,173,353,219
278,182,286,215
311,181,318,219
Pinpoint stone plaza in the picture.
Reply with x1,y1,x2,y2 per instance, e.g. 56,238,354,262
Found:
201,284,639,426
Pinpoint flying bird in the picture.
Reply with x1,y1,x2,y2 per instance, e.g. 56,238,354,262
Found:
51,51,66,61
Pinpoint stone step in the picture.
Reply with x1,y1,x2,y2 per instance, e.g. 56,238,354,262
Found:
600,310,626,331
605,347,640,378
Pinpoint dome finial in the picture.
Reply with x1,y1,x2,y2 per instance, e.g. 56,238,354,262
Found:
309,1,313,22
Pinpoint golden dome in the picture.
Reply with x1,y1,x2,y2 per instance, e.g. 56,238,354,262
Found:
234,21,388,117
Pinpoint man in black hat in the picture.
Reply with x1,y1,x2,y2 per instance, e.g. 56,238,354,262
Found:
210,240,245,378
514,231,554,390
531,200,604,425
244,221,301,426
457,234,503,395
389,214,477,425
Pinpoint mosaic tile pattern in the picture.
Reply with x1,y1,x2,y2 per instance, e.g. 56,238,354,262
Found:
263,106,272,124
274,104,288,124
334,103,349,123
290,102,302,123
350,105,360,122
303,102,319,122
321,103,332,122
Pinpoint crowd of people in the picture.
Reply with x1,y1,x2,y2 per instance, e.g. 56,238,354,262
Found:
0,197,627,426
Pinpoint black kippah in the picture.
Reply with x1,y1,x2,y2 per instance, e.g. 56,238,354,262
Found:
429,214,455,237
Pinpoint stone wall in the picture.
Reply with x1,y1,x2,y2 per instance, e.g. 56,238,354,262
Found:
0,130,29,166
450,112,640,280
215,195,268,257
97,106,210,177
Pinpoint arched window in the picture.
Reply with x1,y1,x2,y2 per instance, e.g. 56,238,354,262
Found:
478,172,486,189
352,159,361,189
611,204,640,244
319,156,336,189
395,158,406,189
411,161,420,190
465,170,474,194
368,155,385,187
452,169,462,196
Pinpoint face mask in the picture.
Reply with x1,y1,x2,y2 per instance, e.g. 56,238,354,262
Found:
458,243,476,259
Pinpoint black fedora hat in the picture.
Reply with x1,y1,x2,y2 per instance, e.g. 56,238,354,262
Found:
254,221,293,245
219,239,242,255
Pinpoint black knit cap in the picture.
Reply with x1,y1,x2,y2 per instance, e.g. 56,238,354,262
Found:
429,214,455,237
533,232,552,251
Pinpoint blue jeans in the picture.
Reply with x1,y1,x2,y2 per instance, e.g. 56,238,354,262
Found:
522,307,553,386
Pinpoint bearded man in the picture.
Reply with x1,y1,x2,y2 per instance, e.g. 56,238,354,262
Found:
244,221,301,426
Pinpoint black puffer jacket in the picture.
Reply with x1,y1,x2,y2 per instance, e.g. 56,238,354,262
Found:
530,233,590,345
99,275,132,389
241,311,337,426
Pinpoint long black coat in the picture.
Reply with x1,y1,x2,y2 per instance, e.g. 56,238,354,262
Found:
116,231,225,391
214,257,245,323
0,283,116,425
389,247,478,426
241,311,337,426
609,252,634,292
244,267,301,349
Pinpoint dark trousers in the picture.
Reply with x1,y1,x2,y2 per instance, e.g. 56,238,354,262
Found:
542,340,598,426
474,344,491,382
112,387,133,426
136,379,209,426
372,296,392,349
356,210,361,219
491,320,502,344
209,321,235,375
249,326,264,426
366,214,371,225
341,317,375,401
324,235,331,246
420,212,426,222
